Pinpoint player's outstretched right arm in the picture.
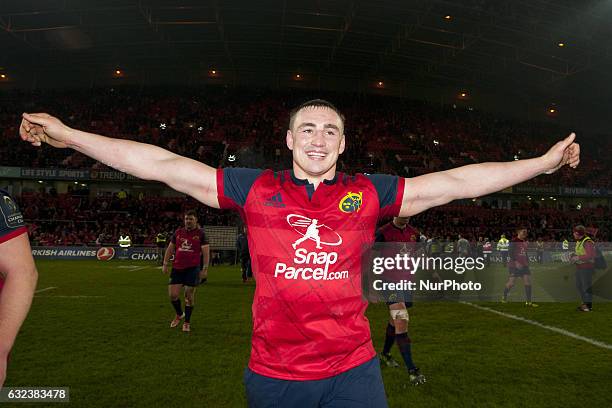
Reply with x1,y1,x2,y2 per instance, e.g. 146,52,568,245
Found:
19,113,219,208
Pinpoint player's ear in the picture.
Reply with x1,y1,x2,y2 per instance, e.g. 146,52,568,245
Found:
286,129,294,151
339,134,346,155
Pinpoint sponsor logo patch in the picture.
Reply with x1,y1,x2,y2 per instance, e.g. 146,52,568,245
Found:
0,194,24,229
264,192,286,208
97,247,116,261
339,191,363,213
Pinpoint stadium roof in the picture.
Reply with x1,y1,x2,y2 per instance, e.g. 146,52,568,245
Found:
1,0,612,101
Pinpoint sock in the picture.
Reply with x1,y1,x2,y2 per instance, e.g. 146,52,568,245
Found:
382,323,395,355
185,305,194,323
171,299,182,316
395,332,416,370
525,285,532,302
503,287,511,300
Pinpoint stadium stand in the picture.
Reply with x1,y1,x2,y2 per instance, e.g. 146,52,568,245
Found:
1,88,610,245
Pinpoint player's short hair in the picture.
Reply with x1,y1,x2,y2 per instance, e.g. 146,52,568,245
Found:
516,226,528,232
184,209,198,219
573,225,586,235
288,99,345,131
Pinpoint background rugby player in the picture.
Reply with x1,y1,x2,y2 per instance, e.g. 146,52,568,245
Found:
0,189,38,387
236,226,252,283
162,210,209,332
375,216,426,385
19,101,580,407
502,226,538,307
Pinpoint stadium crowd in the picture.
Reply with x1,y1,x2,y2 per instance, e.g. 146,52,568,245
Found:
1,87,610,245
11,190,610,247
17,191,233,247
410,205,610,242
1,87,610,188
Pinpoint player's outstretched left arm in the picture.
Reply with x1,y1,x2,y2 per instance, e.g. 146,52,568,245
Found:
400,133,580,216
0,233,38,387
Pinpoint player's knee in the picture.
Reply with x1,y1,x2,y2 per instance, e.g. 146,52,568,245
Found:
389,308,409,329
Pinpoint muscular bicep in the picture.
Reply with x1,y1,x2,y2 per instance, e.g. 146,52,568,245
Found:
157,155,219,209
0,233,37,281
399,171,460,217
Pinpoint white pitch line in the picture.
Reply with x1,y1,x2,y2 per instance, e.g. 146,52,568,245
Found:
36,295,105,298
460,301,612,351
34,287,57,294
117,265,150,271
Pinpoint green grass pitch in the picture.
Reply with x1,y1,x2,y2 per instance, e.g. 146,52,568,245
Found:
5,260,612,407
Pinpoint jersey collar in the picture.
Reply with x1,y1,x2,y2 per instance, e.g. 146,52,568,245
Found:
290,170,338,186
391,221,407,231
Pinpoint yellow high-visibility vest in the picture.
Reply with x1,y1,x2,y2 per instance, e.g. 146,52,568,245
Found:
575,236,592,256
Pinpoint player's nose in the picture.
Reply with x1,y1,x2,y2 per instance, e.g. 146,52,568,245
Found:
310,130,326,147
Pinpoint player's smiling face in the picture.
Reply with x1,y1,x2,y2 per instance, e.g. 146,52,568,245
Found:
184,215,197,230
286,106,345,184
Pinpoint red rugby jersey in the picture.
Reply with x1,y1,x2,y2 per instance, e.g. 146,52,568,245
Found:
375,222,420,284
217,168,405,380
509,238,529,268
0,189,28,292
377,222,419,243
171,227,208,269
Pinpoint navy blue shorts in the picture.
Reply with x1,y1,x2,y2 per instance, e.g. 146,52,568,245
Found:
509,266,531,276
169,266,200,287
244,357,388,408
385,290,413,307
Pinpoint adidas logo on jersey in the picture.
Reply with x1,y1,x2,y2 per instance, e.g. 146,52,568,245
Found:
264,192,286,208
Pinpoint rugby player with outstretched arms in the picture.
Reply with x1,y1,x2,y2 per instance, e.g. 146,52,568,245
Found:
20,101,580,407
0,190,38,388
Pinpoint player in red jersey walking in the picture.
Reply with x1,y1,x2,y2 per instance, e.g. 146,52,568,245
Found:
502,226,538,307
0,190,38,387
20,100,580,407
162,210,210,332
